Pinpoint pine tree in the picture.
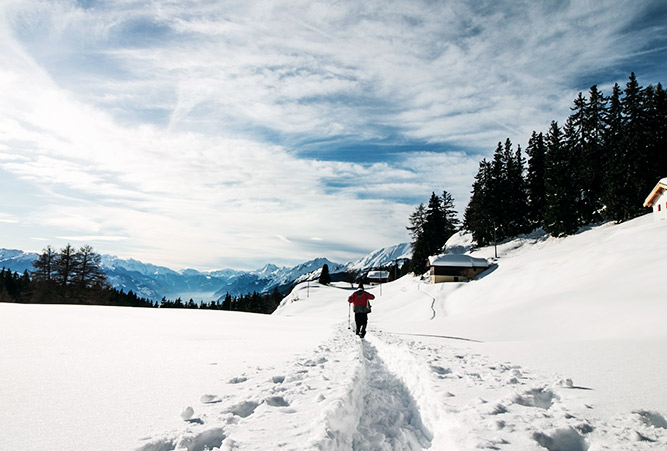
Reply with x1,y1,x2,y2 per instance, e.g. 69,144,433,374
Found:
424,192,446,249
318,263,331,285
407,203,426,243
489,142,507,236
525,131,547,227
622,72,646,219
464,159,493,245
582,85,608,222
602,83,628,221
642,82,667,198
504,141,530,237
441,190,461,240
474,139,530,241
568,91,590,224
408,203,428,273
410,191,460,274
543,121,580,236
222,293,233,310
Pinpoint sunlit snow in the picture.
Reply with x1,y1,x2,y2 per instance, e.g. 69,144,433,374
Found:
1,214,666,450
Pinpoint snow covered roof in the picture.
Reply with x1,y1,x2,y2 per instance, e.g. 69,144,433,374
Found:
643,177,667,207
367,270,389,279
428,254,490,268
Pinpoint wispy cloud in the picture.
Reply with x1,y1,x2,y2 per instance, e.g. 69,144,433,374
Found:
1,0,665,269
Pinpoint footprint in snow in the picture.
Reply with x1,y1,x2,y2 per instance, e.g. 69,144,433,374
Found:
430,365,451,377
634,410,667,429
265,396,290,407
302,356,327,366
483,403,508,416
227,400,260,418
200,394,222,404
512,387,558,410
533,427,587,451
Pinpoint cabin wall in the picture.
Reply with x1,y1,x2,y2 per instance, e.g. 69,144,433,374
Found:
429,266,487,283
653,192,667,221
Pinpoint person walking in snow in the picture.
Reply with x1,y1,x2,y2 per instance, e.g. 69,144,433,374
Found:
348,283,374,338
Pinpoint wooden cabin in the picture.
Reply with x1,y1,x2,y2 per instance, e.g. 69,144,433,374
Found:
643,178,667,221
366,270,389,284
428,254,490,283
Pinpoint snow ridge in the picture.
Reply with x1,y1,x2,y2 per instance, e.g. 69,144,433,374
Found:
346,243,412,272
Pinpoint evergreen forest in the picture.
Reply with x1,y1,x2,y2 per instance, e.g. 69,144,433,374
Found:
408,73,666,271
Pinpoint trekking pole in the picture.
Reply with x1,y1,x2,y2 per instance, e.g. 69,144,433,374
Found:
348,303,351,329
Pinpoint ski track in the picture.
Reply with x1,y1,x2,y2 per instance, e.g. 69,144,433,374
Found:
136,325,667,451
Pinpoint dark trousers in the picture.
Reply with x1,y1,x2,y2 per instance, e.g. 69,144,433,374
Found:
355,313,368,337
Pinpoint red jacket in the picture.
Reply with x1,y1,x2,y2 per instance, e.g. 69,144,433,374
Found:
348,290,374,312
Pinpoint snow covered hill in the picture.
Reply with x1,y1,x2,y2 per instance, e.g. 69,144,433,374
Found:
1,214,666,450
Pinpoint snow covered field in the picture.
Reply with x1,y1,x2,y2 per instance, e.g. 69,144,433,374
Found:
1,214,666,450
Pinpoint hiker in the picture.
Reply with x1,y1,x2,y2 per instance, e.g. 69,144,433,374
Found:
348,283,374,338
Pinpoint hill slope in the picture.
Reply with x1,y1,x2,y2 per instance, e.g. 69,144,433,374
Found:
278,213,667,414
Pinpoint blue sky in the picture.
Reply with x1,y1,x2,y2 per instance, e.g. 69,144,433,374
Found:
1,0,666,270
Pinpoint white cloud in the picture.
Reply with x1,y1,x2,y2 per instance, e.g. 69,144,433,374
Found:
0,0,665,268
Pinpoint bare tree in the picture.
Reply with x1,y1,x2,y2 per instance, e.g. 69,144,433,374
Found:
54,244,79,288
77,245,107,289
32,245,57,282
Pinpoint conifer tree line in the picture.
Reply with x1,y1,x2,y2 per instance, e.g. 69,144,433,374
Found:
406,73,666,273
0,265,155,307
159,289,283,314
464,72,666,245
0,244,284,313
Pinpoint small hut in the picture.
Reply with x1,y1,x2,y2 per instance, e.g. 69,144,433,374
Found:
366,270,389,284
428,254,490,283
643,178,667,221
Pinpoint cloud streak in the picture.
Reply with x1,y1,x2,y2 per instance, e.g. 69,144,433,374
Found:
1,0,666,269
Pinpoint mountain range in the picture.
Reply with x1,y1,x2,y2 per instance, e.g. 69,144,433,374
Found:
0,243,412,302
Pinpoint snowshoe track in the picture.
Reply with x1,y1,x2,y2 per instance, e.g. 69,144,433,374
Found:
136,325,667,450
351,338,432,450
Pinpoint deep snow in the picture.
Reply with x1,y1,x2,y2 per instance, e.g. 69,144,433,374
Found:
1,213,666,450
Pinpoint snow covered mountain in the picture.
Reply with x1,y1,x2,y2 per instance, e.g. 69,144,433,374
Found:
0,248,37,274
346,242,412,271
0,244,411,301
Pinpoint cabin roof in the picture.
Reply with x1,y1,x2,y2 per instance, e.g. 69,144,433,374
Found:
367,270,389,278
428,254,489,268
644,177,667,207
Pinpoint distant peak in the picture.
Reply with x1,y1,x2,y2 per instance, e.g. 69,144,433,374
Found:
255,263,280,274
